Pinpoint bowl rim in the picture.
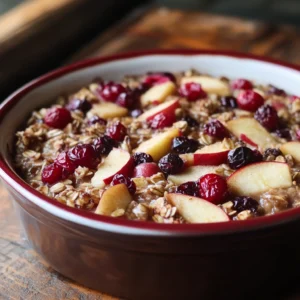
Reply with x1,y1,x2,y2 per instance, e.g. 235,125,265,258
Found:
1,49,300,236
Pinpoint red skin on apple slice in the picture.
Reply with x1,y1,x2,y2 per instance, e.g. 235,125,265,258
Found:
91,148,134,187
133,162,161,178
240,134,258,148
138,99,179,122
193,151,229,166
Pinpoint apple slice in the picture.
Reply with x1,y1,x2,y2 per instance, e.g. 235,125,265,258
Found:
138,99,179,122
133,162,161,178
166,193,229,223
168,165,219,185
280,141,300,163
133,128,180,161
141,81,176,107
87,102,128,119
181,76,230,96
91,148,134,187
226,118,277,150
227,162,292,198
95,183,132,215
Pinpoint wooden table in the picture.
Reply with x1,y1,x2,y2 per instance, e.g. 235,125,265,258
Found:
1,7,300,299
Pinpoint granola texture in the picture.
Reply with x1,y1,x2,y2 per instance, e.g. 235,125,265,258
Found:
14,70,300,224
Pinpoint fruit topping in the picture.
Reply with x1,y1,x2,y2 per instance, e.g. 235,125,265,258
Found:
42,163,65,185
149,112,176,129
237,90,264,111
254,104,279,131
44,107,72,129
158,153,184,175
87,115,107,126
179,82,207,101
204,119,229,139
220,96,238,108
106,121,127,141
172,136,199,154
228,146,261,170
231,196,259,214
176,181,199,197
66,98,91,113
55,151,77,173
133,152,154,165
111,174,136,195
93,135,117,155
68,144,99,169
231,78,253,90
198,173,228,204
100,82,127,102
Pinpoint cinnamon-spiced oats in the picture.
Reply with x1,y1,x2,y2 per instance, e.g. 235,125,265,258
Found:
14,71,300,223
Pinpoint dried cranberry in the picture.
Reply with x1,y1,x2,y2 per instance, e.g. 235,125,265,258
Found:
179,82,207,101
42,163,64,184
183,115,199,127
220,96,238,108
150,112,176,129
133,152,153,165
267,85,286,96
115,92,135,109
232,196,258,214
254,105,279,131
228,146,260,170
66,98,91,113
158,153,184,175
111,174,136,195
176,181,199,197
231,79,253,90
100,82,127,102
44,107,72,129
87,115,107,126
252,149,263,162
237,90,264,112
68,144,99,169
198,174,227,204
275,128,292,140
143,72,175,86
203,120,229,139
106,121,127,141
263,148,282,159
55,151,77,173
93,135,116,155
172,137,199,154
131,109,143,118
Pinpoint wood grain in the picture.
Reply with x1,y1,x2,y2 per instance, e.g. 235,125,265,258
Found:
1,6,300,299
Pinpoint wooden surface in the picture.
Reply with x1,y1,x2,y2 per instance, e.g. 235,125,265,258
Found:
2,6,300,300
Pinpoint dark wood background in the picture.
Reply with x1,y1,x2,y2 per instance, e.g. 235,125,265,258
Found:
1,4,300,300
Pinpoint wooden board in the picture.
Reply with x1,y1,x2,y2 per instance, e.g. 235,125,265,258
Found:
1,6,300,300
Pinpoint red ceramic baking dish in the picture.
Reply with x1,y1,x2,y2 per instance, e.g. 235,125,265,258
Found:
1,50,300,299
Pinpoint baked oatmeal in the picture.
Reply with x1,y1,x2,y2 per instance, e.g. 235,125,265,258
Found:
14,70,300,223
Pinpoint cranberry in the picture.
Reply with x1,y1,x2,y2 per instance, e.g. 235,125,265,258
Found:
93,135,116,155
111,174,136,195
42,163,64,184
158,153,184,175
231,79,253,90
237,90,264,112
220,96,238,108
131,109,143,118
150,112,176,129
203,120,229,139
252,149,263,162
198,174,227,204
68,144,99,169
228,147,261,170
87,115,107,126
232,196,258,214
106,121,127,141
143,72,175,86
176,181,199,197
44,107,72,129
268,85,286,96
263,148,282,159
55,151,77,173
133,152,153,165
254,105,279,131
100,82,127,102
183,115,199,127
275,128,292,140
179,82,207,101
296,130,300,140
115,92,135,109
172,137,199,154
66,98,91,113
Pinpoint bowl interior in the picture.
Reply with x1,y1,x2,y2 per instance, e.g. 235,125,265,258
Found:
1,52,300,234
